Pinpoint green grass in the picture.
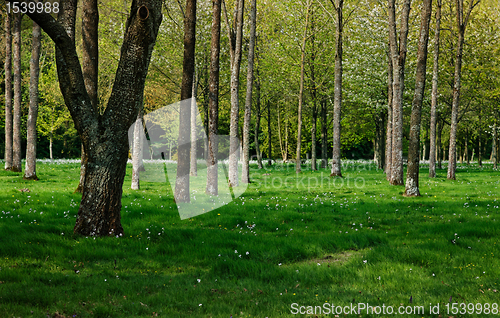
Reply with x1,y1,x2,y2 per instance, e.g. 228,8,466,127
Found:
1,159,499,317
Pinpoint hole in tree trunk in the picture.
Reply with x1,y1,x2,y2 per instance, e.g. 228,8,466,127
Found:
138,6,149,20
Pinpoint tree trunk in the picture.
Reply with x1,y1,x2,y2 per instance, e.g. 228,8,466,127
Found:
319,98,327,169
493,123,497,169
448,0,477,179
437,120,443,169
254,68,263,169
478,114,482,167
309,8,318,171
4,13,13,171
428,0,441,178
227,0,245,187
190,72,198,177
12,13,22,173
206,0,222,196
404,0,432,197
24,22,42,180
375,112,385,170
175,0,197,202
131,110,143,190
331,0,344,177
242,0,257,183
385,49,393,178
268,101,272,165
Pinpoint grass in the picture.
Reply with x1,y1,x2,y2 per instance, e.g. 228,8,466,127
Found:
0,159,499,317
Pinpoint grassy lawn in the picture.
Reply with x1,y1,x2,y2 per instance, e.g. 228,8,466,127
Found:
0,159,499,317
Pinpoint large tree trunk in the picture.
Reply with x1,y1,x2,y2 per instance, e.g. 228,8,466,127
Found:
242,0,257,183
24,22,42,180
175,0,197,203
428,0,441,178
320,97,328,169
12,13,22,173
448,0,478,179
206,0,222,196
226,0,245,187
330,0,343,177
404,0,432,197
190,72,198,177
385,50,393,178
4,13,13,171
389,0,412,185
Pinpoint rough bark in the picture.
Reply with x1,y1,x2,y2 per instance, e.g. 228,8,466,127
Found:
242,0,257,183
190,72,198,177
389,0,412,185
385,50,393,178
330,0,343,177
404,0,432,197
175,0,197,203
320,98,328,169
447,0,479,180
12,13,22,173
428,0,441,178
24,22,42,180
206,0,222,196
226,0,245,187
4,13,13,171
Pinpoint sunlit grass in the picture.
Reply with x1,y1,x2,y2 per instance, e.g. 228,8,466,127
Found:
0,159,499,317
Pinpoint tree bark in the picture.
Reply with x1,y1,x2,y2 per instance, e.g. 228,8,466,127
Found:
24,22,42,180
175,0,197,203
226,0,245,187
330,0,343,177
320,97,328,169
428,0,441,178
385,49,393,178
404,0,432,197
375,111,385,170
206,0,222,196
254,67,263,169
309,8,318,171
4,13,13,171
447,0,479,180
242,0,257,183
190,72,198,177
12,13,22,173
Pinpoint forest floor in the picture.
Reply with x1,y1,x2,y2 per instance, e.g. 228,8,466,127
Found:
0,160,499,317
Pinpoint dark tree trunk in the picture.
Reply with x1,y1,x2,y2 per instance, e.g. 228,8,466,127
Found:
12,13,22,173
4,13,13,171
76,0,99,193
375,111,385,170
428,0,441,178
24,22,42,180
330,0,343,177
385,49,393,178
242,0,257,183
320,97,328,169
175,0,197,202
404,0,432,197
206,0,222,196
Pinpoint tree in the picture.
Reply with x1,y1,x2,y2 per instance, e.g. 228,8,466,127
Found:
190,72,198,177
225,0,245,187
254,65,263,169
175,0,197,203
404,0,433,196
242,0,257,183
4,12,13,171
447,0,480,180
429,0,442,178
24,22,42,180
206,0,222,196
388,0,411,185
330,0,344,177
385,50,393,179
12,12,22,173
13,0,163,236
131,109,144,190
76,0,99,193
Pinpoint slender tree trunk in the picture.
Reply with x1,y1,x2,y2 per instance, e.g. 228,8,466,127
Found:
478,114,482,167
404,0,432,196
331,0,344,177
493,123,497,169
4,13,13,171
437,120,443,169
12,13,22,173
175,0,197,202
24,22,42,180
375,112,385,170
320,97,328,169
389,0,412,185
309,8,318,171
206,0,222,196
448,0,478,179
296,26,307,173
385,50,393,178
268,101,272,165
428,0,441,178
254,67,263,169
131,110,143,190
227,0,245,187
242,0,257,183
190,72,198,177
